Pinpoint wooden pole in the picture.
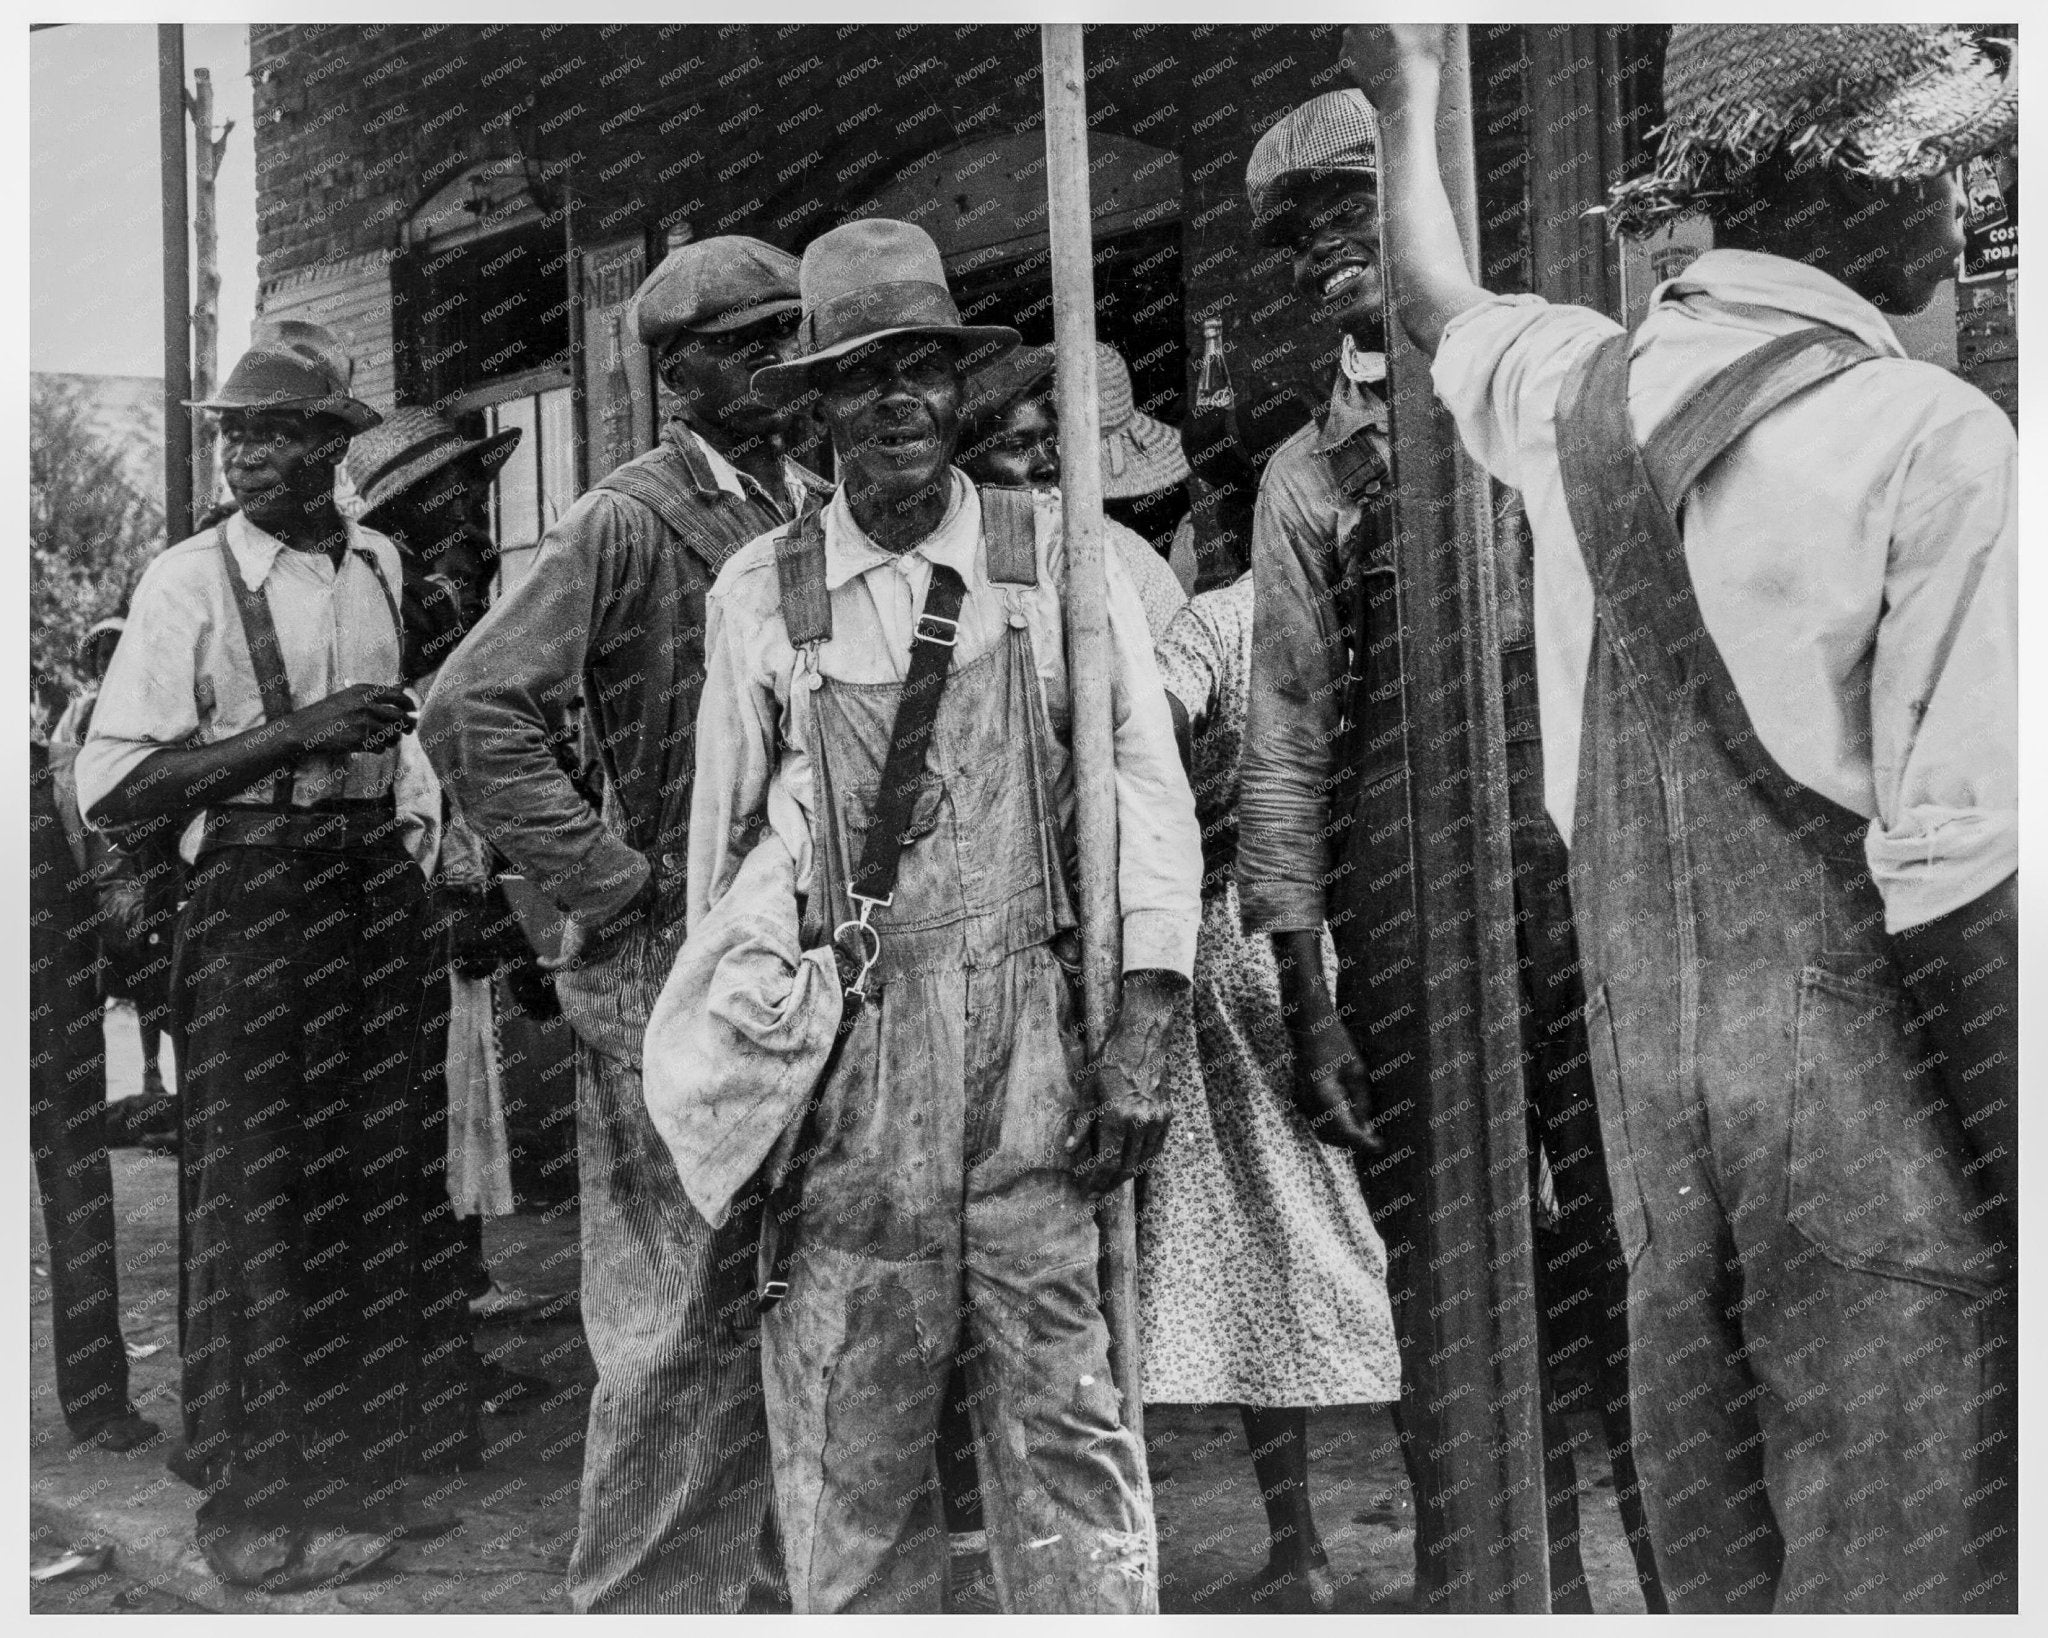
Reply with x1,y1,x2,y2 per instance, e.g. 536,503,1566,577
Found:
186,67,233,515
1380,25,1548,1611
1040,23,1142,1445
158,24,192,545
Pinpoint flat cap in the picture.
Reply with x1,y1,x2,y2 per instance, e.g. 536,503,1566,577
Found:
1246,90,1380,243
629,236,803,349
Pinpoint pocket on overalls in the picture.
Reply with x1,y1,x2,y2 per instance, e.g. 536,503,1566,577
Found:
1583,985,1652,1270
1786,960,2002,1296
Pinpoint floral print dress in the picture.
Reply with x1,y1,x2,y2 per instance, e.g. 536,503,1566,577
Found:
1139,574,1400,1407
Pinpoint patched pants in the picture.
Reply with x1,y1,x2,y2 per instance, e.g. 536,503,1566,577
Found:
764,942,1154,1614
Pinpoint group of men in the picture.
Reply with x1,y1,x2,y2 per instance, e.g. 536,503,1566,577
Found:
69,20,2015,1615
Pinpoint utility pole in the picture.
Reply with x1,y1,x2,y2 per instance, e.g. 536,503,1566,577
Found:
158,24,192,543
1377,25,1549,1612
186,66,234,515
1041,24,1146,1462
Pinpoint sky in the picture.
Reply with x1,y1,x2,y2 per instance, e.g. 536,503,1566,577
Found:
30,23,258,380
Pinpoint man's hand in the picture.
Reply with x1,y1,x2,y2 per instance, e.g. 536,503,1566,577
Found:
1333,23,1492,360
1068,968,1187,1195
288,684,418,757
1273,931,1383,1153
539,867,656,971
1340,24,1453,114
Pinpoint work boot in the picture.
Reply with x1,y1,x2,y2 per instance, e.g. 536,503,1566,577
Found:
70,1411,161,1455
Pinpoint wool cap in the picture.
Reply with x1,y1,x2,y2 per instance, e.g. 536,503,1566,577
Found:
1606,24,2017,235
629,235,803,351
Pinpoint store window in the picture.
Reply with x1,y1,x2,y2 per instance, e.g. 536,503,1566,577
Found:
481,385,577,561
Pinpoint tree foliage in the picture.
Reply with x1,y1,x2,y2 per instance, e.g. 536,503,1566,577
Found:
30,376,164,715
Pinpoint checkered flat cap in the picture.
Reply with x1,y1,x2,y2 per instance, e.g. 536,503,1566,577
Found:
1246,90,1379,242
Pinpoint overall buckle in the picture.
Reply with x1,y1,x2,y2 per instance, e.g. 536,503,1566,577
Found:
833,892,889,1007
913,612,959,648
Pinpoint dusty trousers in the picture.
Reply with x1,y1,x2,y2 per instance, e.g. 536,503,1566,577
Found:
1555,330,2015,1613
553,922,781,1613
765,629,1154,1614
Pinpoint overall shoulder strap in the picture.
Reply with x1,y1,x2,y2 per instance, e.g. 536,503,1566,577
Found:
597,445,756,577
978,485,1040,586
774,502,831,647
216,521,296,808
1640,325,1880,518
1553,326,1872,853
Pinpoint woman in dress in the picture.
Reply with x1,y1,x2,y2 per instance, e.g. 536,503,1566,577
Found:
1144,572,1401,1612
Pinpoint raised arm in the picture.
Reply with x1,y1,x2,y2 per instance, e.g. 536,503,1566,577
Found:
1340,24,1493,360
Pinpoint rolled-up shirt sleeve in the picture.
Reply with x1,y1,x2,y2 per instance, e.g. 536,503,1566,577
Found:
1236,448,1350,937
1432,293,1620,491
687,574,788,932
75,556,205,823
1101,545,1202,979
1865,404,2017,931
418,491,649,926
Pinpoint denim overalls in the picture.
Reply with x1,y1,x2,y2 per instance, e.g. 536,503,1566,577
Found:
1553,326,2014,1612
760,517,1155,1613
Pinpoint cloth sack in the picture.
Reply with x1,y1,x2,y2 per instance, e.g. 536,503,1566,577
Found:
642,829,842,1228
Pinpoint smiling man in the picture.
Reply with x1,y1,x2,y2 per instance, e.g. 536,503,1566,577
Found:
689,218,1201,1613
77,321,453,1593
419,235,826,1614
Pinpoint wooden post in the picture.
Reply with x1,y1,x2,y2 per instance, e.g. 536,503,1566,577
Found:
1381,26,1549,1610
1040,23,1143,1445
186,67,233,515
158,23,192,545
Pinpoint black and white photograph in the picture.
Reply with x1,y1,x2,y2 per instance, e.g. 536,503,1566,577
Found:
25,7,2023,1619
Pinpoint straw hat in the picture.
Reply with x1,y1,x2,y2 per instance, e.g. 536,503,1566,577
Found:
750,219,1018,410
1095,342,1188,501
189,318,381,433
345,406,522,520
1606,24,2017,236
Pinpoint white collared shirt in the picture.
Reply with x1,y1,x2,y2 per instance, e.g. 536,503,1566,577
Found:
687,426,814,522
690,468,1202,977
76,510,440,869
1432,249,2016,932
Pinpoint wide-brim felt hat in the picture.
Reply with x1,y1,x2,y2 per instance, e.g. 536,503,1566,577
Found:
346,405,522,520
1095,341,1188,501
750,219,1019,411
188,317,382,433
1606,24,2017,236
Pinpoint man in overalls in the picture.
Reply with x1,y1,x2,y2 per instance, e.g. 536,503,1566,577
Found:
421,237,827,1612
1347,22,2016,1613
689,218,1202,1613
78,321,457,1591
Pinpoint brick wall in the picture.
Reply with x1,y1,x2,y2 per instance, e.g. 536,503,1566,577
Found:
250,24,1395,466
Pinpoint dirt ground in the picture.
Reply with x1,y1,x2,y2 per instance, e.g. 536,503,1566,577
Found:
29,1006,1650,1615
